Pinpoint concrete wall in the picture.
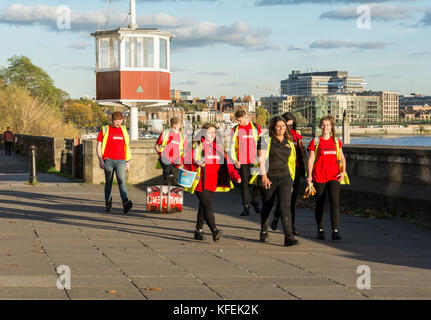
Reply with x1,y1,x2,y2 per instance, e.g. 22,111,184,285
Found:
343,145,431,185
13,134,67,171
83,139,162,185
340,144,431,222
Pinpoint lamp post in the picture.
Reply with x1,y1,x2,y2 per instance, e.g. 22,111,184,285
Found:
28,145,37,184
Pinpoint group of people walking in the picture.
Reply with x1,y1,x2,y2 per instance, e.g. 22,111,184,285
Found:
97,109,348,246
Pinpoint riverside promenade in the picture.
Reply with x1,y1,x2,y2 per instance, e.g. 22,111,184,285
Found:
0,153,430,300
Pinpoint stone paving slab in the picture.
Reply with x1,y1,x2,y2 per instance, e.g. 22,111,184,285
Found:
0,161,431,300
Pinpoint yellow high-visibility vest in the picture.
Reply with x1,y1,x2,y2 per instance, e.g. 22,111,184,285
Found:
249,137,296,185
156,130,185,169
230,122,259,163
101,125,131,161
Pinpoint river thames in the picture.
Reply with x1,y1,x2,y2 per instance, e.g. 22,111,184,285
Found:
349,135,431,146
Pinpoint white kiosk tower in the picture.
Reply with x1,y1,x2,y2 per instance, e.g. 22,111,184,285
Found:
92,0,174,140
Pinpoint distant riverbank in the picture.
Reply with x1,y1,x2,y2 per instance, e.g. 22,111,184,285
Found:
351,133,431,138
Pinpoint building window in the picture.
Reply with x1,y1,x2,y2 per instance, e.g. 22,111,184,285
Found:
125,37,155,68
160,38,168,69
99,38,118,69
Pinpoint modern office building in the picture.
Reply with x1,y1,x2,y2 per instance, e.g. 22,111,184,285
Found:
285,94,380,125
399,93,431,109
281,70,365,96
261,95,295,116
357,91,399,121
170,90,192,101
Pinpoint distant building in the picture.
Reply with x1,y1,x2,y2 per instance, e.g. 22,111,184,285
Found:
170,90,192,101
357,91,399,121
261,95,295,116
283,91,398,125
401,106,431,120
400,93,431,109
281,70,365,96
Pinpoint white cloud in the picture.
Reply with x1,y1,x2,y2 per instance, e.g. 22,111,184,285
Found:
68,41,89,50
310,40,395,49
255,0,420,6
320,4,427,22
0,4,274,50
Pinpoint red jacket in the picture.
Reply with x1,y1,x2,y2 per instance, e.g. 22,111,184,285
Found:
185,138,240,192
2,130,14,142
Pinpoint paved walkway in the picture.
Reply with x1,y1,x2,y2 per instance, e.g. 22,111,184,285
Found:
0,153,431,300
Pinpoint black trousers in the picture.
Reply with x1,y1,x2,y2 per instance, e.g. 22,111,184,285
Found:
273,170,302,226
4,142,12,156
260,174,294,238
159,158,179,186
195,190,216,232
239,164,259,208
314,180,340,231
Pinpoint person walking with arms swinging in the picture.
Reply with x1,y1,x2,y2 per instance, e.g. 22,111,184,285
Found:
229,109,262,216
184,123,241,242
307,115,349,241
97,111,133,213
250,116,299,247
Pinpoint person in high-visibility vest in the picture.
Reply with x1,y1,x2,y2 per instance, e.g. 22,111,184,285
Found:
250,116,299,247
155,117,186,186
183,123,241,242
229,109,262,216
96,111,133,214
306,115,348,241
271,112,306,235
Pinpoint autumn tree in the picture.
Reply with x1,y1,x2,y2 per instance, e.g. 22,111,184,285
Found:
63,103,94,128
0,55,68,108
256,107,270,128
0,84,79,138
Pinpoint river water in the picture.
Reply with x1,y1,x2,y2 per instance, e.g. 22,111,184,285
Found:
349,135,431,147
301,135,431,147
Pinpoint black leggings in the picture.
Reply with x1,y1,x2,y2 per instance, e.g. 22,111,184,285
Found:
195,190,216,232
239,164,259,208
314,180,340,231
4,142,12,156
273,170,302,226
260,174,293,238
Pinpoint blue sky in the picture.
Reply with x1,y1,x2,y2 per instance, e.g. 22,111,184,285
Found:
0,0,430,99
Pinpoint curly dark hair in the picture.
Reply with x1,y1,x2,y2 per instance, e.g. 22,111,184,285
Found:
269,116,292,141
281,112,297,131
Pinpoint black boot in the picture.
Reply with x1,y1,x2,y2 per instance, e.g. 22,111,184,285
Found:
122,200,133,213
270,217,279,231
317,229,325,240
105,199,112,212
284,236,299,247
194,230,206,240
251,201,261,214
259,231,269,243
212,229,223,242
240,207,250,216
332,230,342,241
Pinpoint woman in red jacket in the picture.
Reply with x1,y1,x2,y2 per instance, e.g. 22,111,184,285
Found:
184,123,241,242
307,115,347,241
